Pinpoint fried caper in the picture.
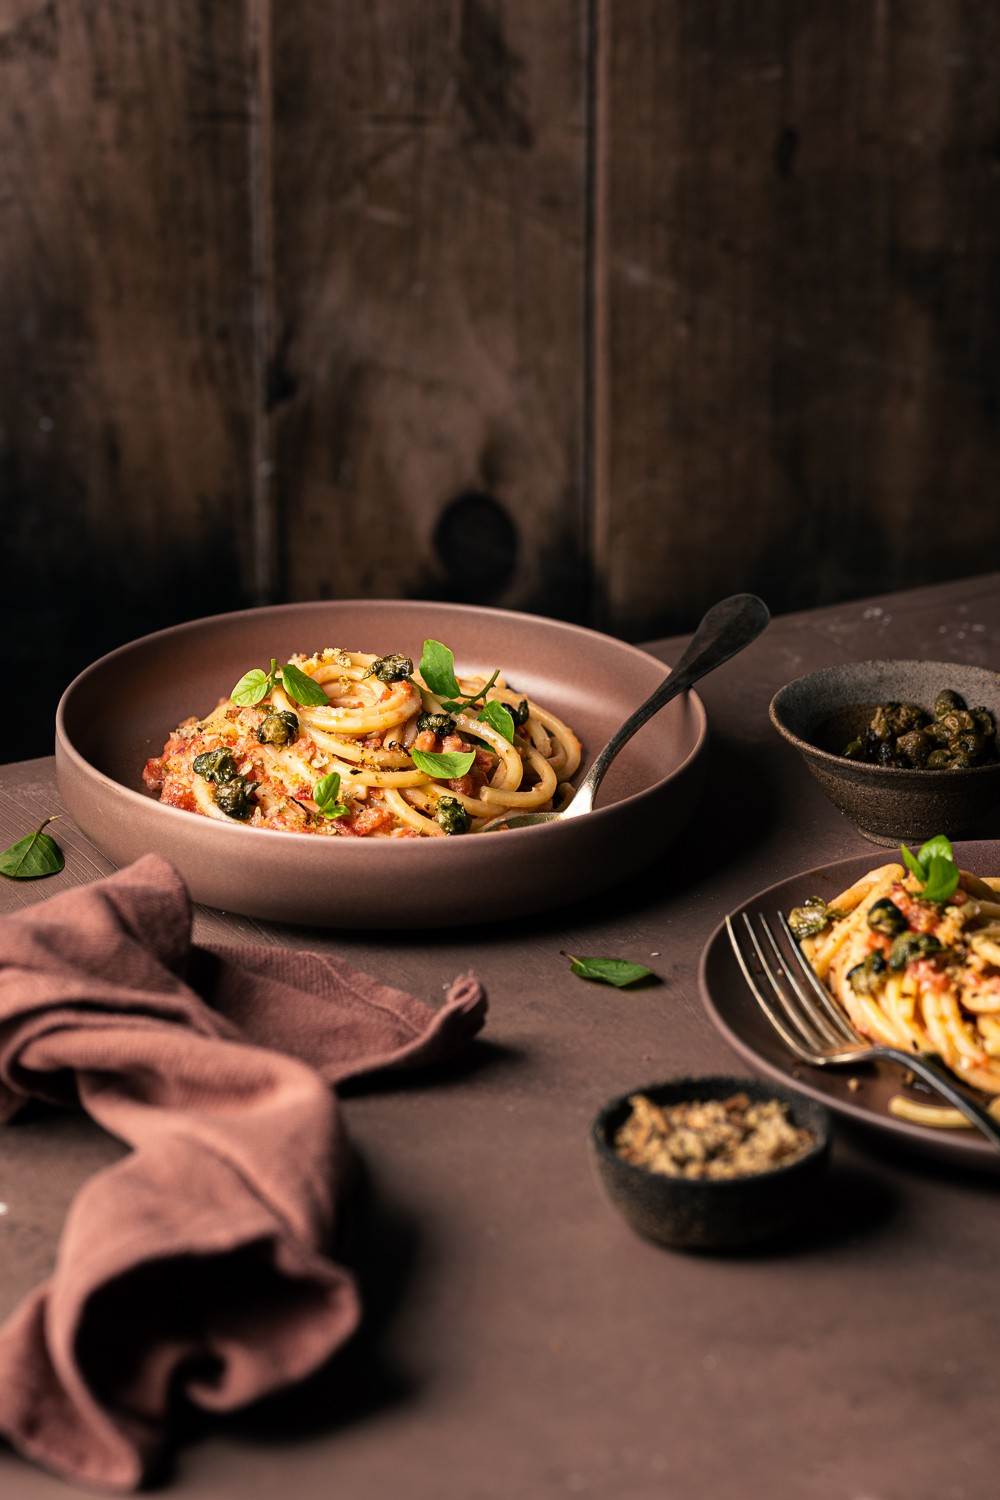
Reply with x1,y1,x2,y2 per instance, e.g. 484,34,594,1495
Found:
435,795,469,835
416,711,457,736
926,748,953,769
934,689,966,719
369,654,414,683
896,729,933,767
511,698,530,728
867,898,908,936
214,775,259,820
257,709,299,746
193,748,239,784
887,931,942,970
788,898,832,941
937,709,977,738
847,952,887,995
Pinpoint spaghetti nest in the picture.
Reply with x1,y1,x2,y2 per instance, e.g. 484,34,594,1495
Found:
795,861,1000,1123
143,646,582,838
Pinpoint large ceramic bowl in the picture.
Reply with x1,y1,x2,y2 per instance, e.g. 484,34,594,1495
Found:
770,660,1000,846
55,600,707,928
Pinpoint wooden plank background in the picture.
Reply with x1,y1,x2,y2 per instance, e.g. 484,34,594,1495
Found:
3,0,1000,759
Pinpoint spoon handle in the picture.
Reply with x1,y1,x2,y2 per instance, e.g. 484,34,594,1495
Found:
561,593,770,819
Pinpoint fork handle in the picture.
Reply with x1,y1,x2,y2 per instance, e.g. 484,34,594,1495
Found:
879,1047,1000,1150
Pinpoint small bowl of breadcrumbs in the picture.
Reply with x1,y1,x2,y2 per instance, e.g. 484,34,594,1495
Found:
591,1076,831,1251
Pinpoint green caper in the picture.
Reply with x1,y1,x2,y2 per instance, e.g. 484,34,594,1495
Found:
788,898,832,941
214,775,259,820
257,709,299,746
937,709,977,738
887,932,942,970
416,711,457,736
842,737,865,759
896,729,933,768
435,795,469,835
934,689,966,719
926,748,953,769
952,730,987,762
972,706,997,739
847,952,888,995
193,748,238,784
369,654,414,683
867,898,907,936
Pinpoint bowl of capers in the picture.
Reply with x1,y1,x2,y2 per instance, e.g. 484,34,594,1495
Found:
769,660,1000,846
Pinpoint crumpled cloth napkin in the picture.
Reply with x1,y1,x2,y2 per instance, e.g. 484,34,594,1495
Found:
0,854,486,1490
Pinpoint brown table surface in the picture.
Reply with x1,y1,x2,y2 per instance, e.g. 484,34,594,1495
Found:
2,574,999,1500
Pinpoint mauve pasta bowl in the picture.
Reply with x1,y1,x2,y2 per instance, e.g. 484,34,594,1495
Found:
769,660,1000,847
55,599,707,929
590,1076,831,1252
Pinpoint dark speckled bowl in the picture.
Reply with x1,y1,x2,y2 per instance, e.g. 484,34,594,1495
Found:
770,660,1000,847
590,1076,830,1252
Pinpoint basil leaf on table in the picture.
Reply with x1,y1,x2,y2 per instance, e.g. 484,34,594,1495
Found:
419,639,462,700
477,700,515,743
281,662,330,707
566,955,655,988
0,817,64,879
313,771,349,820
411,748,476,779
231,658,278,707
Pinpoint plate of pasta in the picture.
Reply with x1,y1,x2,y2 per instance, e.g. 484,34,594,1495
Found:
699,839,1000,1164
56,599,707,927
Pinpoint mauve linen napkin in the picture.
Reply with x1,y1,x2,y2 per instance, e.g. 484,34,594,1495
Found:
0,854,486,1490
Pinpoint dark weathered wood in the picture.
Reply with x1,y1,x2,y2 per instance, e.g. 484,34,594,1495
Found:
0,0,259,760
594,0,1000,638
271,0,589,620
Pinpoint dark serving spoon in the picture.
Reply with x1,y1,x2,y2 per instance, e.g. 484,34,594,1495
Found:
481,593,770,831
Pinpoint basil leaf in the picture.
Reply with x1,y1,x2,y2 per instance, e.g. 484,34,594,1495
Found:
313,771,348,819
281,662,329,707
419,639,461,699
231,667,271,707
0,817,64,879
411,748,476,779
918,834,955,868
566,955,655,988
921,854,960,904
442,669,502,716
477,700,515,743
900,844,927,883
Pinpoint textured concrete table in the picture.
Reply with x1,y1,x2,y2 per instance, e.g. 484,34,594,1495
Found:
1,575,998,1500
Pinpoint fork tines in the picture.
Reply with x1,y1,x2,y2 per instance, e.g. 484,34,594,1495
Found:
725,910,860,1064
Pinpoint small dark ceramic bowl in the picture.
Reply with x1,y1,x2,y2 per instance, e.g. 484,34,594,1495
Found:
770,660,1000,846
590,1076,830,1252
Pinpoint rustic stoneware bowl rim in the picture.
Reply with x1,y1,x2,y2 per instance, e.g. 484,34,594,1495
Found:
590,1073,832,1190
55,596,709,849
769,658,1000,780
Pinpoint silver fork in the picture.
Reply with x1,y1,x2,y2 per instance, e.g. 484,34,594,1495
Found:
726,910,1000,1152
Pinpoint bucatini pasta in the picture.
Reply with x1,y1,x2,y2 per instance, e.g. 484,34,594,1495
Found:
142,642,582,839
789,847,1000,1128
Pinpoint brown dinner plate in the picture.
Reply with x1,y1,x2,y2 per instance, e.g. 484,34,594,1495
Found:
698,841,1000,1168
56,599,707,928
